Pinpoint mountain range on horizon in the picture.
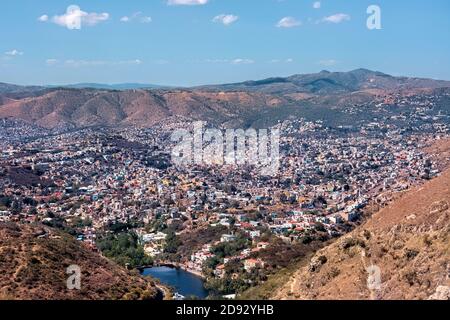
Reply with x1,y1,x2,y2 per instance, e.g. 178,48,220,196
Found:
2,69,450,93
1,68,450,129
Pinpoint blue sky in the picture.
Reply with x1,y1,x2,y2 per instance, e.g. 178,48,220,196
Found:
1,0,449,86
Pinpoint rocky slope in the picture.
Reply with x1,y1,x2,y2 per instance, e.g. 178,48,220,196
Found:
273,167,450,300
0,222,163,300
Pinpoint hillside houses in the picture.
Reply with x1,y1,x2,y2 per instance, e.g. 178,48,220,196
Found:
0,95,448,287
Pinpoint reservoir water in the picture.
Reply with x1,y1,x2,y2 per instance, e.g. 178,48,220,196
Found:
142,266,209,299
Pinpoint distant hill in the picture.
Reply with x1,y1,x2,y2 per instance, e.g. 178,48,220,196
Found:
0,222,163,300
199,69,450,94
0,69,449,129
269,160,450,300
0,82,44,94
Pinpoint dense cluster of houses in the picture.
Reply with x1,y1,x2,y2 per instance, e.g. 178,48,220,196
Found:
0,92,448,281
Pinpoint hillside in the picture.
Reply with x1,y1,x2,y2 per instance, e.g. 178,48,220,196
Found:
0,88,286,129
270,166,450,300
0,222,163,300
1,69,449,129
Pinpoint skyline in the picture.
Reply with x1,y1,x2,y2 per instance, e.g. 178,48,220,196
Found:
1,0,450,86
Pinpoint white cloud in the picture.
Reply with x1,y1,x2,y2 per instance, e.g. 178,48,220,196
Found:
5,49,24,56
200,58,256,65
212,14,239,26
46,59,59,66
141,16,152,23
119,59,142,65
269,58,294,63
121,12,152,24
204,58,254,65
321,13,350,24
231,58,254,65
38,14,49,22
41,5,109,30
319,59,338,66
168,0,208,5
205,59,230,63
276,17,302,28
313,1,321,9
63,59,142,67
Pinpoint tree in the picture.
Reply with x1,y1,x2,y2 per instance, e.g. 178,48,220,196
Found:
164,229,181,254
96,232,153,268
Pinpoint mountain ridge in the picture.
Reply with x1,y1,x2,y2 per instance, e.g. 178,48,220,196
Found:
2,69,450,93
196,69,450,94
1,69,450,129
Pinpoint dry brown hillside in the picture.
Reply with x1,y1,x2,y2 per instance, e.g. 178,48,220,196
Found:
0,89,286,129
274,167,450,300
0,222,163,300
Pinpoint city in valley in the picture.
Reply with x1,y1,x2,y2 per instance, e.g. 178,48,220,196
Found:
1,74,449,299
2,0,450,308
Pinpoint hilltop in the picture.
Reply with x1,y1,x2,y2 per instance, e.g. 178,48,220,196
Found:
0,222,163,300
198,69,450,94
